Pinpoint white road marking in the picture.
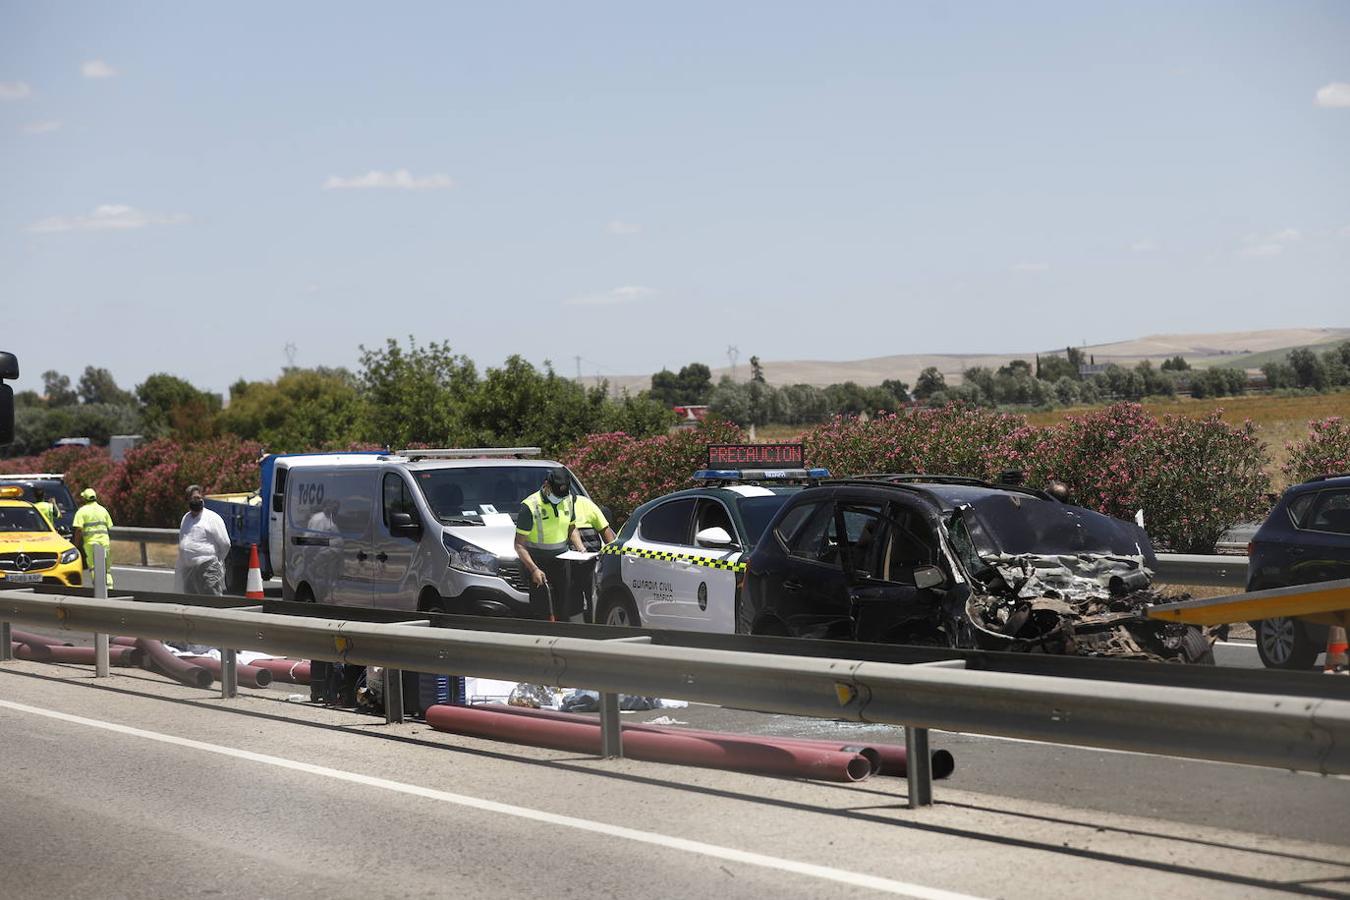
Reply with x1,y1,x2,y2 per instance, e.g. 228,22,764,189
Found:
0,698,983,900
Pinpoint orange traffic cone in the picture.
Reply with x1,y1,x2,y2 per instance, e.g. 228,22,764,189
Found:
245,544,265,600
1325,625,1349,675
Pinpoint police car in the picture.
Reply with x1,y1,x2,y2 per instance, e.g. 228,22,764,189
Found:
594,443,827,633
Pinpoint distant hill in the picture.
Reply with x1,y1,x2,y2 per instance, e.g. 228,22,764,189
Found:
605,327,1350,393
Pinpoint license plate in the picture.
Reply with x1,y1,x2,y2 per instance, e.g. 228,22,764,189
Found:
3,573,41,584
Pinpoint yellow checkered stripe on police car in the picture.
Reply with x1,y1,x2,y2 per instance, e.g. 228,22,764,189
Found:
601,542,746,572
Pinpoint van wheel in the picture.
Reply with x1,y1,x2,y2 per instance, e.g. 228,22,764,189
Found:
294,583,315,604
419,588,450,615
598,592,639,627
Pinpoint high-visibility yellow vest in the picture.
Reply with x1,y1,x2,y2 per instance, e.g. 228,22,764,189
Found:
516,490,575,551
34,500,58,528
73,502,113,547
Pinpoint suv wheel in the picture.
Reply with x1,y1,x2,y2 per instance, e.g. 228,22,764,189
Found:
599,592,640,627
1256,617,1318,670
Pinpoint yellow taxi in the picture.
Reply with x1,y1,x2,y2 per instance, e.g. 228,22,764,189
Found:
0,488,84,587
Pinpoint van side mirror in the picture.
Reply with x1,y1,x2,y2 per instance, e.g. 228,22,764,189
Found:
913,565,946,590
695,526,738,549
0,384,12,446
0,352,18,380
390,511,421,538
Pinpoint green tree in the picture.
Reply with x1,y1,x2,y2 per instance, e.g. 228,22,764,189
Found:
1160,355,1190,372
77,366,134,405
1288,348,1327,390
357,337,477,448
708,377,751,425
218,368,365,451
136,373,221,438
1036,354,1079,382
649,369,682,406
1260,361,1297,389
879,379,910,403
676,363,713,404
749,355,766,384
42,370,78,407
912,367,947,401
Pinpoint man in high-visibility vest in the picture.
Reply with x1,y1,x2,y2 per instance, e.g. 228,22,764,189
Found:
32,487,59,530
72,487,114,588
513,468,579,621
568,494,614,622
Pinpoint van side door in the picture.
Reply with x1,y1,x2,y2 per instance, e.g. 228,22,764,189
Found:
372,472,421,609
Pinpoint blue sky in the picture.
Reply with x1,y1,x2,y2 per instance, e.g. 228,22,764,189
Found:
2,1,1347,396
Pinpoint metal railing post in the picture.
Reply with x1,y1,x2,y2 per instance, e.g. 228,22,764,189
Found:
0,621,11,662
597,635,650,759
139,541,149,567
905,725,933,808
93,545,110,677
384,667,405,723
220,649,238,699
600,690,623,758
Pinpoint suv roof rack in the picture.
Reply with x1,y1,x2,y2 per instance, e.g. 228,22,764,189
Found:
1301,472,1350,484
852,473,993,487
397,447,542,460
0,473,65,481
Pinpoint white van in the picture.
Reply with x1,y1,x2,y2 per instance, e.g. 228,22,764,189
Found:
277,449,591,615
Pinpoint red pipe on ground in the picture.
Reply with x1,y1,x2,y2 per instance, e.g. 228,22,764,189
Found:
484,705,955,780
10,629,74,648
245,658,312,685
11,642,142,667
134,638,213,689
183,656,273,689
425,704,873,782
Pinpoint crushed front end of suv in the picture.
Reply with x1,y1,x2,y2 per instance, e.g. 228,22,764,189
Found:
743,476,1213,663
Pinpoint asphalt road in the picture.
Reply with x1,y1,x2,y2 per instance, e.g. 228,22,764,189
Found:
2,661,1348,900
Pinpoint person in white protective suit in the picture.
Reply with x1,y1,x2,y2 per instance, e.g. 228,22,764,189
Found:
175,484,231,594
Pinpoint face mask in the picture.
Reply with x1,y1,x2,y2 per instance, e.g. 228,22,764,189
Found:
189,499,204,511
546,491,567,505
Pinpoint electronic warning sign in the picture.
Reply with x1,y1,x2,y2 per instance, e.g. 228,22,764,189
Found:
706,443,805,469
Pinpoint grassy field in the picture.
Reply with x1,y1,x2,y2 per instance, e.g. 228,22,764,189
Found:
1024,391,1350,487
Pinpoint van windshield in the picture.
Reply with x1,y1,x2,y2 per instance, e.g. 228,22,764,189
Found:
412,466,581,525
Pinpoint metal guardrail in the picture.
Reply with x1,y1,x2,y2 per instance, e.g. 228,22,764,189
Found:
108,526,177,567
1153,553,1248,588
2,589,1348,781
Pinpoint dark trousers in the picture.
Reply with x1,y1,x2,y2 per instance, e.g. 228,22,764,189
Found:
528,554,580,621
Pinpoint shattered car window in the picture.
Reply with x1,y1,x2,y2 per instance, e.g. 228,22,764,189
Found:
965,494,1154,562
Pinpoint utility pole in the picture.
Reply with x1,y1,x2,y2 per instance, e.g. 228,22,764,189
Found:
575,355,582,383
727,345,740,381
284,342,298,369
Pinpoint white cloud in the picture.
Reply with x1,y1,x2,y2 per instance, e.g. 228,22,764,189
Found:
0,81,32,100
1129,239,1158,253
81,59,117,79
1241,227,1300,257
20,120,61,135
27,204,189,234
1011,261,1050,272
606,219,642,236
1314,82,1350,108
566,285,655,306
323,169,454,190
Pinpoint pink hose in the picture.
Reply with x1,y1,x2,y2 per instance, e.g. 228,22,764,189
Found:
245,658,312,685
183,656,273,689
134,638,213,689
426,704,873,782
11,642,142,666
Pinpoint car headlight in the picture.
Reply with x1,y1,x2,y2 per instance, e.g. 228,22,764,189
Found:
60,548,81,565
442,532,499,576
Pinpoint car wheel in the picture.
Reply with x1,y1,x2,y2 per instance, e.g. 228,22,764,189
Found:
1256,616,1318,670
419,588,450,615
295,583,315,603
599,592,640,628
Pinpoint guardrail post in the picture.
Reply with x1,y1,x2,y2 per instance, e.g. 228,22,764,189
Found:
384,667,404,723
600,691,623,758
93,545,110,678
220,649,238,699
139,541,148,567
0,621,11,662
905,725,933,808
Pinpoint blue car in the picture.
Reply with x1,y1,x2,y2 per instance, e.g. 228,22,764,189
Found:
1248,473,1350,669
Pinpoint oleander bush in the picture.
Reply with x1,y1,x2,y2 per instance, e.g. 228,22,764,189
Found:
1282,417,1350,486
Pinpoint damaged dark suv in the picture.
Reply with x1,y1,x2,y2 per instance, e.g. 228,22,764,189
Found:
740,475,1213,663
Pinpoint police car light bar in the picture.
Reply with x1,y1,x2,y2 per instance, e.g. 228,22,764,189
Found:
398,447,542,459
693,468,831,482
